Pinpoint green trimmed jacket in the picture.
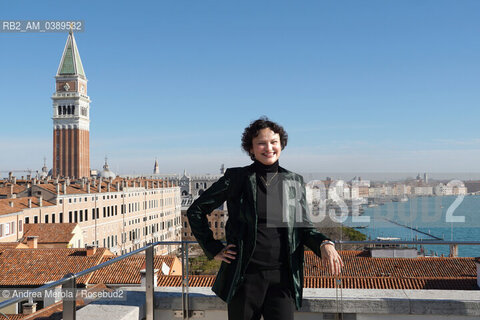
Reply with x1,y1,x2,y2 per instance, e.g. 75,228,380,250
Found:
186,164,330,310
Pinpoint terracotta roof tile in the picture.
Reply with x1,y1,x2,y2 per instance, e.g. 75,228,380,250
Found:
21,223,78,244
157,275,216,287
304,251,476,278
34,177,172,196
0,197,55,215
0,242,28,251
2,315,26,320
0,248,112,286
155,250,478,290
303,276,478,290
0,184,26,196
89,255,178,285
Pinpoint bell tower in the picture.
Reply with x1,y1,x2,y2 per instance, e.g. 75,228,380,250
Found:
52,29,90,178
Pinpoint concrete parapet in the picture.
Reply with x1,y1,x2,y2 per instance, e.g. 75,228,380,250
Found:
75,287,480,320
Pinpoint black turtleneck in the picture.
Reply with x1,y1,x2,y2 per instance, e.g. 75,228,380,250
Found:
247,160,288,272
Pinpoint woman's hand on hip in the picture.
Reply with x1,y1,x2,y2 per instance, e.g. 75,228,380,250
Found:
320,243,344,275
214,244,237,263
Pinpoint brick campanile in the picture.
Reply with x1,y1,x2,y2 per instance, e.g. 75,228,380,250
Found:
52,30,91,179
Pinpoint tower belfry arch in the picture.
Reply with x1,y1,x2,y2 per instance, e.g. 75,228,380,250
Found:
52,30,91,178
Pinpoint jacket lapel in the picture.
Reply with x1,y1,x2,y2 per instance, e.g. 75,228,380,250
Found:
246,165,257,222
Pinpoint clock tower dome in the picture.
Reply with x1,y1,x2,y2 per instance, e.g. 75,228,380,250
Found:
52,29,90,178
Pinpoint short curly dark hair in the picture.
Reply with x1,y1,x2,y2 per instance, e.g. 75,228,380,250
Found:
241,117,288,160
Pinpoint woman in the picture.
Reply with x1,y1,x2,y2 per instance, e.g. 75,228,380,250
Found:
187,117,343,320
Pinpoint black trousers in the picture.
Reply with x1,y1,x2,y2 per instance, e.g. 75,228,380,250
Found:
227,268,295,320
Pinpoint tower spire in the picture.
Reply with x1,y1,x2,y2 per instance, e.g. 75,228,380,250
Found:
57,30,85,78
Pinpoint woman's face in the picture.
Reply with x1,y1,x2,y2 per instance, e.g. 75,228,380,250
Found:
250,128,282,165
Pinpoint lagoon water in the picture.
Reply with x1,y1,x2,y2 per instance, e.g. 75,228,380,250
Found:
343,195,480,257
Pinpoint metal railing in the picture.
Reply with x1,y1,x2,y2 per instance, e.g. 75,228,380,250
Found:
336,240,480,257
0,241,170,320
1,239,479,320
0,240,204,320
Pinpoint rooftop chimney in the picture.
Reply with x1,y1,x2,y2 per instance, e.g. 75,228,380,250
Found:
28,198,32,208
81,179,85,190
27,236,38,249
13,176,17,184
66,177,70,186
63,183,67,195
38,195,43,207
8,201,14,208
22,301,37,315
86,245,96,256
116,182,120,191
56,184,60,194
87,183,91,194
107,183,111,193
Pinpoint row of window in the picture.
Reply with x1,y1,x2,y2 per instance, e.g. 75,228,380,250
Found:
195,182,208,189
24,203,173,225
89,229,175,253
58,193,176,205
57,105,75,116
60,194,119,204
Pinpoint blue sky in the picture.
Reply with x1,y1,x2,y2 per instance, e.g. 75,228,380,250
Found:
1,1,479,177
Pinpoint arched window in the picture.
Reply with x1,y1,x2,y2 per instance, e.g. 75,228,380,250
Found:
62,105,66,115
72,105,75,114
67,105,71,114
58,106,61,115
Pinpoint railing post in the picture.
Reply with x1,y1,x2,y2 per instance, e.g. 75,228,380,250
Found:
146,244,155,320
62,273,76,320
185,243,190,320
181,241,185,318
181,241,191,319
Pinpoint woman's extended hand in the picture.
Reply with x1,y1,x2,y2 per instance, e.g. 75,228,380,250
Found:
214,244,237,263
320,243,344,275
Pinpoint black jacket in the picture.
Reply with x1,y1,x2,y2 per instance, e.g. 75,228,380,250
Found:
187,163,330,309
